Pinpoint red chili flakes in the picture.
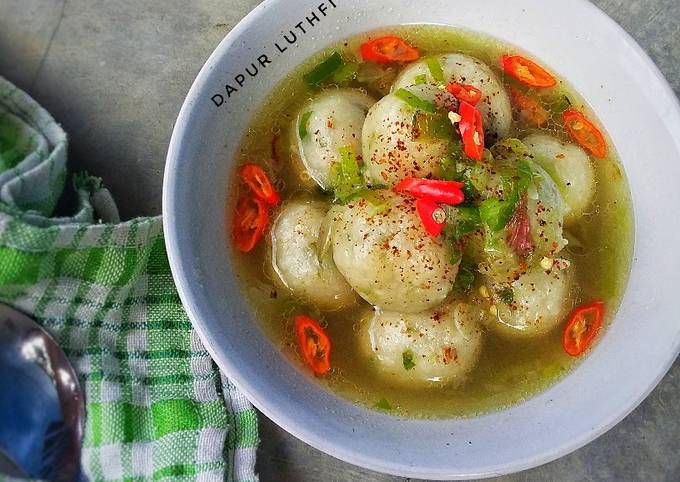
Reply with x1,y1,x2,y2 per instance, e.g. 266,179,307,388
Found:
443,346,457,365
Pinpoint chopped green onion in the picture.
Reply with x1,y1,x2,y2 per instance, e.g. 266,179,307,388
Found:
512,160,534,195
449,243,462,265
425,57,445,83
457,176,479,207
441,151,479,205
462,161,491,193
427,113,454,138
439,155,457,181
298,111,313,139
412,112,453,139
479,160,533,232
414,73,427,85
402,349,416,370
375,398,392,411
303,52,344,86
328,146,365,202
453,257,477,293
394,88,436,113
332,62,359,83
451,206,481,240
499,288,514,304
479,197,514,232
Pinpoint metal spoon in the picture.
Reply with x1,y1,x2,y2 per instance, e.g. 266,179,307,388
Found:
0,304,85,482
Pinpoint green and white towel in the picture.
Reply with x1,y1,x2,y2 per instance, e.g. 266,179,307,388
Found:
0,76,259,481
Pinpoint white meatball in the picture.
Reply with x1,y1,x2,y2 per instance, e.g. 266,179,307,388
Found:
293,89,375,189
479,266,573,337
330,191,457,312
523,134,595,222
271,200,354,309
475,159,568,284
527,162,569,258
394,54,512,141
362,303,483,386
362,84,453,186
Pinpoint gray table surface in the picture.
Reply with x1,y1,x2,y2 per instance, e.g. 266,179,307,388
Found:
1,0,678,480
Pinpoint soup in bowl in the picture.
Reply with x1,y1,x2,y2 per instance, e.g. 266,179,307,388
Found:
164,0,680,478
229,25,633,418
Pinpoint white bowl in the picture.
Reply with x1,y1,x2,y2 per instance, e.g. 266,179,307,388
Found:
163,0,680,478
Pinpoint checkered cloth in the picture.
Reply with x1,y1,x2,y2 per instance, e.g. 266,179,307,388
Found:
0,76,259,481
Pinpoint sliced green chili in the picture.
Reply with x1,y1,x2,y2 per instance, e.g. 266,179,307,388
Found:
394,88,436,113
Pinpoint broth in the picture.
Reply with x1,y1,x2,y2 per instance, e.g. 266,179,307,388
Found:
229,26,633,418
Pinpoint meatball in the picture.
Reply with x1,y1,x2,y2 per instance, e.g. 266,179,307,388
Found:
361,84,453,186
526,162,569,259
474,157,568,284
330,191,457,312
523,134,595,223
292,89,375,190
362,303,483,386
271,200,355,309
479,265,573,337
393,53,512,141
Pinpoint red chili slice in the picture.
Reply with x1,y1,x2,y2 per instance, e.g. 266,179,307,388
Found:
458,101,485,161
562,301,605,356
394,177,465,205
295,315,331,376
232,195,269,253
360,36,419,64
501,54,557,88
563,108,608,159
239,163,280,206
415,198,446,237
446,82,482,105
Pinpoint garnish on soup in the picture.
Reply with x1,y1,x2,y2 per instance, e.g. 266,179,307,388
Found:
360,36,420,64
295,315,332,376
501,54,557,87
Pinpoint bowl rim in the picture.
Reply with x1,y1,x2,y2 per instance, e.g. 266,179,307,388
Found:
163,0,680,478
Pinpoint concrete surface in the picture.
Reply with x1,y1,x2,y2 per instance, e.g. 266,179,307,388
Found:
1,0,678,480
